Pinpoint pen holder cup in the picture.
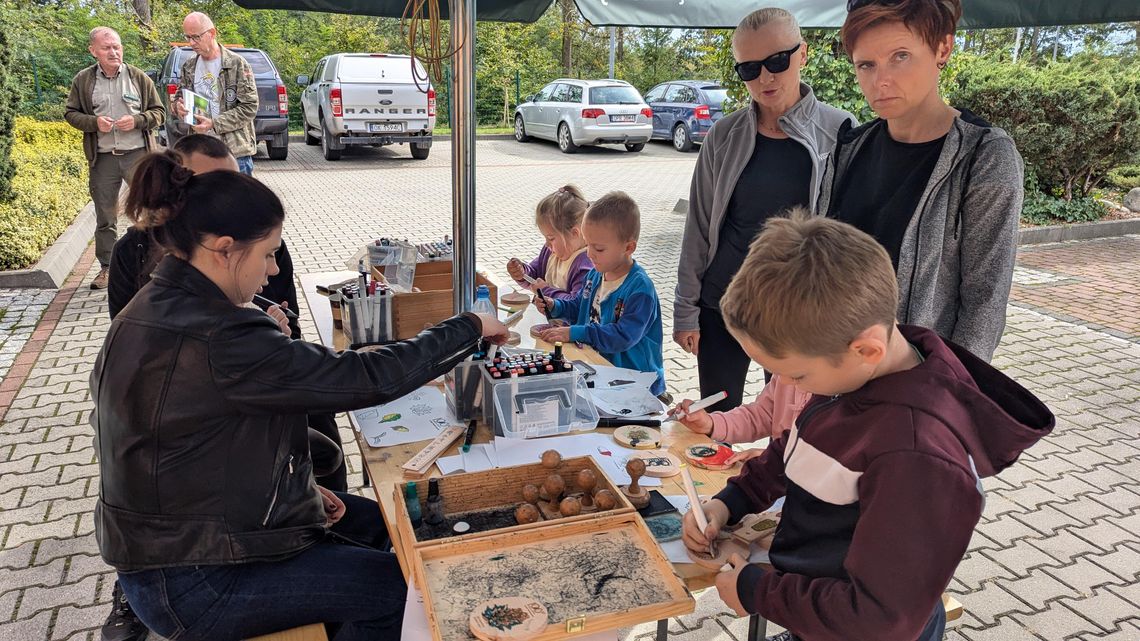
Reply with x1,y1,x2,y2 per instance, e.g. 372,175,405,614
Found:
342,293,393,345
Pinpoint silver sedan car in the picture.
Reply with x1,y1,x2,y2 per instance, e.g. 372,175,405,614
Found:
514,79,653,154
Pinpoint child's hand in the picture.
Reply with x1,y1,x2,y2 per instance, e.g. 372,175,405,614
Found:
715,553,751,616
539,326,571,343
671,399,714,435
533,293,552,315
726,448,765,465
681,498,729,554
507,258,525,281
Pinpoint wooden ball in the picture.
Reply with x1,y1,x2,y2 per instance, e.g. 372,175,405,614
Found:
543,474,565,500
541,450,562,469
515,503,541,525
594,489,617,511
522,484,540,504
576,469,597,492
626,457,646,478
559,496,582,517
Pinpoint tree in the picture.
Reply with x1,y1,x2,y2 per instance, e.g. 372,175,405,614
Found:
558,0,574,75
0,20,19,202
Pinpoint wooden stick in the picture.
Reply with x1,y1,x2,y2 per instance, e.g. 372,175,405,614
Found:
679,462,715,559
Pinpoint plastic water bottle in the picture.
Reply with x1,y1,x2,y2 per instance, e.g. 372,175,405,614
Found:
472,284,496,318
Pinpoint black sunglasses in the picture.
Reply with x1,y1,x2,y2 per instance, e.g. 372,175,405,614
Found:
846,0,903,11
734,43,802,82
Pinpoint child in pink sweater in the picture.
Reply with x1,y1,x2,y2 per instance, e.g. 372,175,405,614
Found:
673,374,811,464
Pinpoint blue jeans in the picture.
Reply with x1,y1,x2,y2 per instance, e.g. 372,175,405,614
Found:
117,492,405,641
236,155,254,175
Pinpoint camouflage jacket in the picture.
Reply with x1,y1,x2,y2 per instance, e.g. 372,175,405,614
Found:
179,46,258,158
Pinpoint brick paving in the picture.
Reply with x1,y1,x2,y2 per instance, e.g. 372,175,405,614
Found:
0,139,1137,640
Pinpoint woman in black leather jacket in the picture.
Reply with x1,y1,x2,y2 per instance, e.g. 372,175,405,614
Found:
90,152,507,641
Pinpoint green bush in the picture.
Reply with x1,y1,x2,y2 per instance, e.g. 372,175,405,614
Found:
1106,164,1140,190
0,117,89,270
949,55,1140,201
0,23,17,202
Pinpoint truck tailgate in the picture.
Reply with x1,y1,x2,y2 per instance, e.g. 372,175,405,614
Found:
339,82,432,134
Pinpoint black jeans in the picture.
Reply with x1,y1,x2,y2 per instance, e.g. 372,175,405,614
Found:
117,492,403,641
697,306,757,414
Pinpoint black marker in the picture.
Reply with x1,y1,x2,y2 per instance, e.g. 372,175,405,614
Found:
252,294,298,320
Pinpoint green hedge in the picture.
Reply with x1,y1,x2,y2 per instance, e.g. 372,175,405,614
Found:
0,117,89,270
1107,164,1140,191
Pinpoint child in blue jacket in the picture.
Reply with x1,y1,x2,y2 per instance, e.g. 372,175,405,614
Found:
536,191,666,395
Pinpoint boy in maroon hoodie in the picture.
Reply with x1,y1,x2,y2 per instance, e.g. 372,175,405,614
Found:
681,211,1053,641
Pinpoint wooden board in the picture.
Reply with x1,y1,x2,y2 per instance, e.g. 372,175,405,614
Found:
416,511,693,641
246,623,328,641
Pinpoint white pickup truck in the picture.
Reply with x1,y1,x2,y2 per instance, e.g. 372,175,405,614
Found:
297,53,436,161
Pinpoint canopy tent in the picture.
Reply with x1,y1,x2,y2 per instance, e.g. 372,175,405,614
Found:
235,0,1140,30
233,0,1140,313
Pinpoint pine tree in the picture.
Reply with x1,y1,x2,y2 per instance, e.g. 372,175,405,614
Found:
0,23,17,203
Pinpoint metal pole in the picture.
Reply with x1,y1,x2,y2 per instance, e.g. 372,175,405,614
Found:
608,26,616,78
450,0,477,314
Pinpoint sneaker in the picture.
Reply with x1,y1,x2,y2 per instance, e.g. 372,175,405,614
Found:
101,580,150,641
91,267,110,290
766,632,796,641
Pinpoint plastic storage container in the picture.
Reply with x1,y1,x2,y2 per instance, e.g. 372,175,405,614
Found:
483,369,599,439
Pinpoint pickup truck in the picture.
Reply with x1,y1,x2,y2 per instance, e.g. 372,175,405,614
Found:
297,53,436,161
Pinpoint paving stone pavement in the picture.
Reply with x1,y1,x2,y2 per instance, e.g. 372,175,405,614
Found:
0,140,1138,641
0,290,55,382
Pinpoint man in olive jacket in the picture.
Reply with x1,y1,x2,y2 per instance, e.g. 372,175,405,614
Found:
172,11,259,175
64,27,164,290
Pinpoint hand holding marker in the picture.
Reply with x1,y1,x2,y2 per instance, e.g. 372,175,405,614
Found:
667,391,728,422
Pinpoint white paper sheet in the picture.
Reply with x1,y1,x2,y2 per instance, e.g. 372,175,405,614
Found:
402,581,618,641
589,364,660,391
590,386,667,419
355,386,458,448
433,432,663,486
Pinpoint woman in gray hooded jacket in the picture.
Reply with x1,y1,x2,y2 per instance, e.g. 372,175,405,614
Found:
818,0,1023,363
675,7,856,412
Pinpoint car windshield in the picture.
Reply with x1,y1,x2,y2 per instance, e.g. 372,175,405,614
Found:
702,88,729,106
236,51,275,76
338,56,428,83
589,86,642,105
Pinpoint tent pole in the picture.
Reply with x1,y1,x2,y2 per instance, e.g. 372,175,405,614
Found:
450,0,477,314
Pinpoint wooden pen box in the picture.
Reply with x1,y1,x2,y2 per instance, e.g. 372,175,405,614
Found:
391,457,693,640
372,262,498,339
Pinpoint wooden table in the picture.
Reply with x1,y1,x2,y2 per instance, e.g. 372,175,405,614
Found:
298,271,960,639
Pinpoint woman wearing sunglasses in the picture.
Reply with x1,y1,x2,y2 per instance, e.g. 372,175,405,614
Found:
675,7,856,412
819,0,1023,362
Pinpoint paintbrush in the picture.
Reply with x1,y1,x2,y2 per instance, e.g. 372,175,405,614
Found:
679,461,717,559
252,294,298,320
666,390,728,422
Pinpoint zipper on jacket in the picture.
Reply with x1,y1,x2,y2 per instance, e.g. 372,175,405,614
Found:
784,394,841,464
905,131,963,323
262,454,294,527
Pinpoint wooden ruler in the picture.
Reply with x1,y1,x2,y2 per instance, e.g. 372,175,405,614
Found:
401,425,466,477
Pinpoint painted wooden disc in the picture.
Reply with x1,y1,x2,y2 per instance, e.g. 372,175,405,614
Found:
506,331,521,346
685,444,736,471
529,323,553,338
685,537,750,570
500,292,531,307
469,597,549,641
614,425,662,450
629,450,681,477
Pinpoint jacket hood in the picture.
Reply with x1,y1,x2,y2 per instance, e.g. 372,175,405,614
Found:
848,325,1054,478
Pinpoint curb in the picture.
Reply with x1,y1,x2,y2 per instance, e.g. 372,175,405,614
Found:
0,203,96,289
0,244,97,421
671,198,1140,245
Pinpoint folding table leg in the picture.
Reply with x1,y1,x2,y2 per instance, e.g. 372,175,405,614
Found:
656,619,669,641
748,614,768,641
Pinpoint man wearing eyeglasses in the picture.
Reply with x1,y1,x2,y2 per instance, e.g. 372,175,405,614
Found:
171,11,258,175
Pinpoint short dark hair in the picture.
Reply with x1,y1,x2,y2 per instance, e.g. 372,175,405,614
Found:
584,191,640,243
841,0,962,58
173,134,232,160
125,152,284,258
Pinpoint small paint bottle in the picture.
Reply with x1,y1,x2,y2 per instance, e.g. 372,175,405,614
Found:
425,478,445,526
405,482,423,528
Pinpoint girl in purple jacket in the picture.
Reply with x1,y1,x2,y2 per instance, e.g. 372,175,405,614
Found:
506,184,593,302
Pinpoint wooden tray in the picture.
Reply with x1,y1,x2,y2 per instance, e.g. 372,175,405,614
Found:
393,456,634,586
416,511,693,641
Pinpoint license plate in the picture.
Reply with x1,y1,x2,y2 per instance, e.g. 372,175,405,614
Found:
609,115,635,123
368,122,404,133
